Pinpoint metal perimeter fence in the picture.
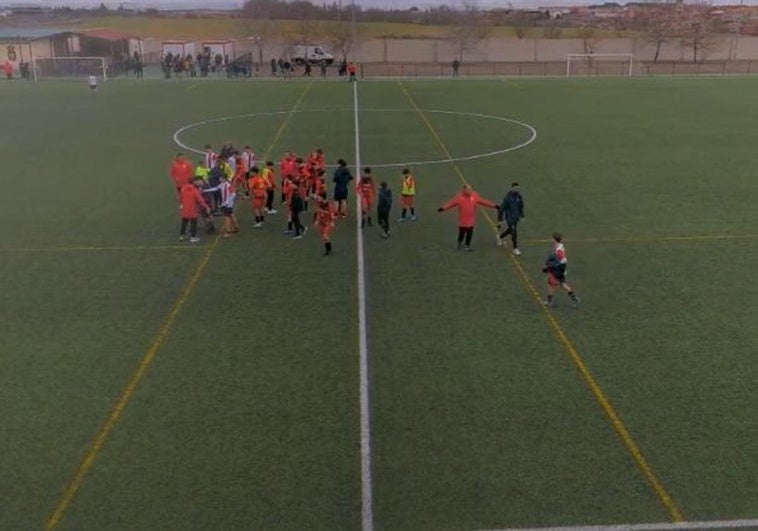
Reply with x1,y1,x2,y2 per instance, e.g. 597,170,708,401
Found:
68,56,758,80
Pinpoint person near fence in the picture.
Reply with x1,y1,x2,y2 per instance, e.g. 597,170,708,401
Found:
452,58,460,77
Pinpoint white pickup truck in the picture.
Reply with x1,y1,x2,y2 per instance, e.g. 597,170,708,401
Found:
291,45,335,65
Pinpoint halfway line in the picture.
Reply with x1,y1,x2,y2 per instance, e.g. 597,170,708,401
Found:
44,81,314,530
398,81,685,523
353,81,375,531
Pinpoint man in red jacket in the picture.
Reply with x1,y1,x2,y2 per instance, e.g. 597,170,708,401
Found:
178,181,210,243
169,153,193,196
437,184,498,251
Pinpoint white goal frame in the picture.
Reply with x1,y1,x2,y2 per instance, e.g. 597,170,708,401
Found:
34,56,108,82
566,53,634,78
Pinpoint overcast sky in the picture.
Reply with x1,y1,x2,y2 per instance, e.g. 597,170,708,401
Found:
13,0,580,10
14,0,755,10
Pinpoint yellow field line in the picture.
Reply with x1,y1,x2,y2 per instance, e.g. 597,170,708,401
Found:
44,81,314,531
398,81,685,523
0,245,207,253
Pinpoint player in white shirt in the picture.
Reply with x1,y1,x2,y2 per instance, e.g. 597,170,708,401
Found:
242,145,257,172
205,177,239,239
88,75,98,92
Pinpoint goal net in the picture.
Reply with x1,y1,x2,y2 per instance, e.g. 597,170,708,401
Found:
34,57,107,81
566,53,634,77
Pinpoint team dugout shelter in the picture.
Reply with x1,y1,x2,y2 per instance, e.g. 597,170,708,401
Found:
0,28,76,80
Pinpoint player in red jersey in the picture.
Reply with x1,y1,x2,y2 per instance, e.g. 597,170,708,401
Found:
308,148,326,172
169,153,193,196
178,180,210,243
282,176,296,235
357,167,376,228
542,232,581,307
247,167,268,228
261,161,278,214
437,184,498,251
314,197,336,255
280,151,297,203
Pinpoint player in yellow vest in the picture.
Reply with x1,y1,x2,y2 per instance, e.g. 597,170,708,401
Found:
398,168,416,222
194,159,210,181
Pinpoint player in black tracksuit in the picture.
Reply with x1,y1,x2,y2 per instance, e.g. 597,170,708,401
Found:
377,181,392,238
497,181,525,255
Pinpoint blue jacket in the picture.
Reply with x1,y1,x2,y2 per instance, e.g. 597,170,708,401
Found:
498,190,524,224
377,187,392,212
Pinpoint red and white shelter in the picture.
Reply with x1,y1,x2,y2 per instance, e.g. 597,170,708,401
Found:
161,40,195,58
201,40,235,63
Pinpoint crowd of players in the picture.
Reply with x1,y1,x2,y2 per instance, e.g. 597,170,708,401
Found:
169,143,580,305
169,145,415,257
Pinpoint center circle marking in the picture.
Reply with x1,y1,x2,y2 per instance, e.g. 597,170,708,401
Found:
173,108,537,168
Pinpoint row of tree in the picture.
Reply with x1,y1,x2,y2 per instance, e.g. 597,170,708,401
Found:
242,0,493,63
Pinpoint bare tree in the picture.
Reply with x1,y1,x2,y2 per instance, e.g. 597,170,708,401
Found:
240,16,278,66
328,20,357,62
447,0,492,62
679,4,718,62
577,26,599,54
635,4,677,62
510,10,530,40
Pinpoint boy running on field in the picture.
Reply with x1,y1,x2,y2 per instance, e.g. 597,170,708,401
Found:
542,232,581,307
398,168,416,222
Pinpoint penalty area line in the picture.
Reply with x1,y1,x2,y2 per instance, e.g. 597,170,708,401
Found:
478,517,758,531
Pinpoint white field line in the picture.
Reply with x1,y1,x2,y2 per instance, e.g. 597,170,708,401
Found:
353,82,374,531
171,108,536,169
479,518,758,531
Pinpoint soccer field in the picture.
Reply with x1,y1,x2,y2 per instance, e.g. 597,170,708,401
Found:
3,75,758,531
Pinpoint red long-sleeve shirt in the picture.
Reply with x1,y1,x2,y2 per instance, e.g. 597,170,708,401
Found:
179,183,209,219
440,190,497,227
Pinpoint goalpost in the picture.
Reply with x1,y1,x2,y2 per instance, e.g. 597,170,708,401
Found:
34,57,108,82
566,53,634,78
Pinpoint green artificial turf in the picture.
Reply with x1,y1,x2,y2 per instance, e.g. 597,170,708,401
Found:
2,76,758,530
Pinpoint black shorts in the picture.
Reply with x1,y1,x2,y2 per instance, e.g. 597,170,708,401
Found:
220,206,234,217
334,190,348,201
